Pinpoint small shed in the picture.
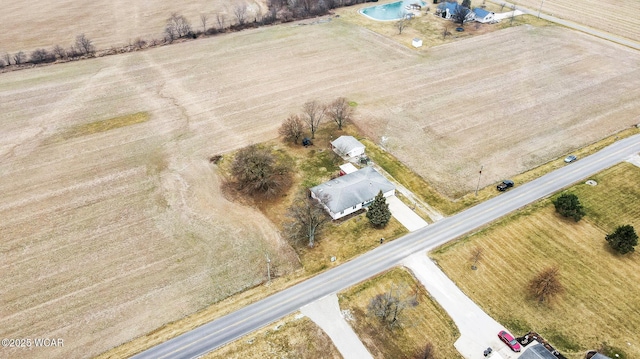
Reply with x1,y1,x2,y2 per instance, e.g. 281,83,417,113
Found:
473,7,495,23
412,38,423,48
331,135,365,158
339,163,358,176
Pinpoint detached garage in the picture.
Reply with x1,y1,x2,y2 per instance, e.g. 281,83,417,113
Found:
331,136,365,158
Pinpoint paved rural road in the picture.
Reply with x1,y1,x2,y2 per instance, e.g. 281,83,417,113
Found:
134,134,640,359
489,0,640,50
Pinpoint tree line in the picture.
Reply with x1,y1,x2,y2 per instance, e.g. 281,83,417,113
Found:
1,0,375,71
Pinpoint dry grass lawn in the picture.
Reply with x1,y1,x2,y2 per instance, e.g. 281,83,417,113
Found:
205,314,341,359
508,0,640,43
0,0,267,53
338,267,462,359
3,15,640,359
431,163,640,358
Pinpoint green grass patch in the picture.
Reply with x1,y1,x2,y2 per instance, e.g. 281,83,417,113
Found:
298,149,342,188
298,213,408,274
339,267,462,359
568,162,640,232
61,112,150,140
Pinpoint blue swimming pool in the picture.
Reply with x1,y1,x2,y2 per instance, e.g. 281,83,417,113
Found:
360,1,425,21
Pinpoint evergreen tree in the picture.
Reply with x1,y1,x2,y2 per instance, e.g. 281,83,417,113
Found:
367,190,392,228
553,193,585,222
606,225,638,254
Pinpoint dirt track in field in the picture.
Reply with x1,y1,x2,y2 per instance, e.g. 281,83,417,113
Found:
0,0,266,54
1,19,640,358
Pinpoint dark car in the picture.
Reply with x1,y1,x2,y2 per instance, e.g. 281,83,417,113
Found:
496,180,514,191
498,330,521,352
564,154,577,163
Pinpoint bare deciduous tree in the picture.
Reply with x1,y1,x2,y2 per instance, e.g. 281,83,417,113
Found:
470,246,483,270
165,13,192,41
52,45,67,59
75,34,95,55
452,4,471,26
442,25,451,40
216,13,226,29
326,97,353,130
367,284,416,329
301,100,326,139
395,18,410,35
2,52,10,66
414,342,435,359
133,38,146,50
200,14,209,33
233,4,248,25
30,48,53,64
13,51,26,65
284,192,331,248
230,144,291,198
510,4,517,25
528,266,563,303
279,114,305,144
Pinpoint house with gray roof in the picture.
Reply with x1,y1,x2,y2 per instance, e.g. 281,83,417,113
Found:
331,135,365,158
519,342,559,359
310,166,395,220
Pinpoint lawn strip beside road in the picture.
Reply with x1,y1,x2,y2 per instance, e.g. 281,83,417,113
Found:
134,134,640,359
432,163,640,357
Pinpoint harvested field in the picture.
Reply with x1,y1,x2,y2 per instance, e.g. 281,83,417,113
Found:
2,18,640,358
431,163,640,358
508,0,640,43
0,0,266,53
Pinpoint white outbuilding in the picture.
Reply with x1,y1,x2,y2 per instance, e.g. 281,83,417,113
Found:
473,7,495,23
412,38,423,48
331,135,365,158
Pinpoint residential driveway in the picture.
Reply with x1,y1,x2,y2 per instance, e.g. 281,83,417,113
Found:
626,154,640,168
300,294,373,359
387,195,428,232
493,9,524,21
403,254,523,359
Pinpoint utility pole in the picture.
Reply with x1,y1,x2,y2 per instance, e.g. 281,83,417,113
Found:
537,0,545,18
475,165,483,196
266,254,271,286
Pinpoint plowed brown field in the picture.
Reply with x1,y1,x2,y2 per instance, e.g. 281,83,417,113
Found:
1,19,639,358
0,0,266,53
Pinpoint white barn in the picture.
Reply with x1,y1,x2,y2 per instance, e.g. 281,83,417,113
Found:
331,135,365,158
310,167,395,220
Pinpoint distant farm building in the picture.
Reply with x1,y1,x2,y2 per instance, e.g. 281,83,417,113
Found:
412,38,423,47
473,7,495,23
331,135,365,158
310,167,395,220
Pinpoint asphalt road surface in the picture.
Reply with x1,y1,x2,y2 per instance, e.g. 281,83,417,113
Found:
134,134,640,359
